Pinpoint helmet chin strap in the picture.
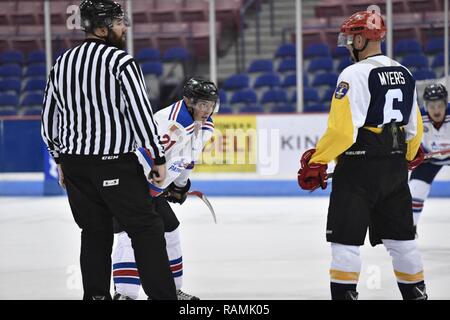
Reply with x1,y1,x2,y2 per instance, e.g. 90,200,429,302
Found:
351,38,369,62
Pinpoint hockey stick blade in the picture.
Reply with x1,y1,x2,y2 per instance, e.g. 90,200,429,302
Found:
188,191,217,224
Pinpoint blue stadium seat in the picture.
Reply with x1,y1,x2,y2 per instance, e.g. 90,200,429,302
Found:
0,64,22,78
230,89,258,104
141,61,163,76
338,58,352,71
281,74,308,88
332,46,349,58
381,42,386,55
253,72,280,89
24,64,46,78
304,43,330,59
136,48,161,62
27,50,46,65
307,57,333,72
218,106,233,114
0,79,21,94
401,54,428,69
304,103,328,113
312,72,338,87
0,93,19,107
277,58,296,73
322,88,335,102
163,47,190,62
219,90,227,104
271,104,296,113
394,39,422,56
302,88,320,103
22,107,42,116
424,38,445,55
260,89,288,104
20,92,44,107
24,79,46,92
275,43,296,58
54,48,68,62
239,104,264,113
223,74,249,91
412,69,436,80
0,51,25,65
248,59,273,73
431,53,448,68
0,107,18,116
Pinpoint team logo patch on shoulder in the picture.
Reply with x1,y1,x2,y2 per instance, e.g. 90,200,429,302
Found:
423,125,429,133
334,81,349,99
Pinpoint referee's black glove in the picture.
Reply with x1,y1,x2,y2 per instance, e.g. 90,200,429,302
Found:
165,179,191,205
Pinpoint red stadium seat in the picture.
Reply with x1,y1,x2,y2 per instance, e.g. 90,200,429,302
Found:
393,13,423,26
0,1,17,26
150,0,183,23
133,23,161,52
0,26,16,52
424,11,445,25
12,1,43,25
291,29,327,48
47,1,72,26
13,25,45,54
156,22,190,52
180,0,209,22
392,25,420,43
408,0,436,13
132,0,154,23
216,0,243,29
328,16,346,28
303,17,328,29
314,2,346,18
190,22,221,57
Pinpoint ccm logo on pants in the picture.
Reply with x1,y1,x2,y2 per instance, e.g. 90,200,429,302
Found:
103,179,120,187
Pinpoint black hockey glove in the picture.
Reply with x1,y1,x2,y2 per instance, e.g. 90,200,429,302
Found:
165,179,191,205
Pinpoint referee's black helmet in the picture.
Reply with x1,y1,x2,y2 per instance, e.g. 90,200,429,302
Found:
80,0,127,33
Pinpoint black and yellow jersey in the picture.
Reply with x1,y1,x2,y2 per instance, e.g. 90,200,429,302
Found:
310,54,423,164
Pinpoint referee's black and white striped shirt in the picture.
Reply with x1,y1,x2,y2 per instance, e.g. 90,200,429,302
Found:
41,38,165,165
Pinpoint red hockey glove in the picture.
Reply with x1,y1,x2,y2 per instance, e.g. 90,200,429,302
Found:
297,148,328,191
408,146,425,171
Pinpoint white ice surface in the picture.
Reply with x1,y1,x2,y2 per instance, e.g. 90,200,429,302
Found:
0,196,449,300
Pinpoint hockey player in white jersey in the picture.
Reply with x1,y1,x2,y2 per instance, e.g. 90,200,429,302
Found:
111,78,218,300
409,84,450,231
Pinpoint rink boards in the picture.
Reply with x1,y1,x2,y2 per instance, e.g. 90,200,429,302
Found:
0,114,449,196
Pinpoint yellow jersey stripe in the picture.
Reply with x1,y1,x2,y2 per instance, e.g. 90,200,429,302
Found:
310,95,355,164
406,107,423,161
394,270,424,282
330,269,360,281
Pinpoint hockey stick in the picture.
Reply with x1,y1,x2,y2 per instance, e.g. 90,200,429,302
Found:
187,191,217,224
325,148,450,180
423,148,450,160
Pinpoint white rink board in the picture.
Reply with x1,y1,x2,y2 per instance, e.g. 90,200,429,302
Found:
256,114,328,176
256,114,450,181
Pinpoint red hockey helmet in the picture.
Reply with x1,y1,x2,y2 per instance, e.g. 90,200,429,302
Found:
337,11,386,47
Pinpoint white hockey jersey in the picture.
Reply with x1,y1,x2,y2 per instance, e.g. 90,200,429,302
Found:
135,99,214,196
421,105,450,166
311,54,423,164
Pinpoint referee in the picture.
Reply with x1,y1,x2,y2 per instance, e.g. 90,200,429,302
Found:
41,0,176,300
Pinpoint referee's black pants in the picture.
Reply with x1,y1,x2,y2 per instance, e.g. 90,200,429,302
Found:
60,154,176,300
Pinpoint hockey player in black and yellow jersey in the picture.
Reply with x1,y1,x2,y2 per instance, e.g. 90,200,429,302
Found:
297,11,427,300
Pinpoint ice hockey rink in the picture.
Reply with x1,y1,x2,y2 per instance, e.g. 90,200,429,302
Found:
1,196,449,300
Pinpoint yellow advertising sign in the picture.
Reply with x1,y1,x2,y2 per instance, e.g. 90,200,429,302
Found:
194,115,257,172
